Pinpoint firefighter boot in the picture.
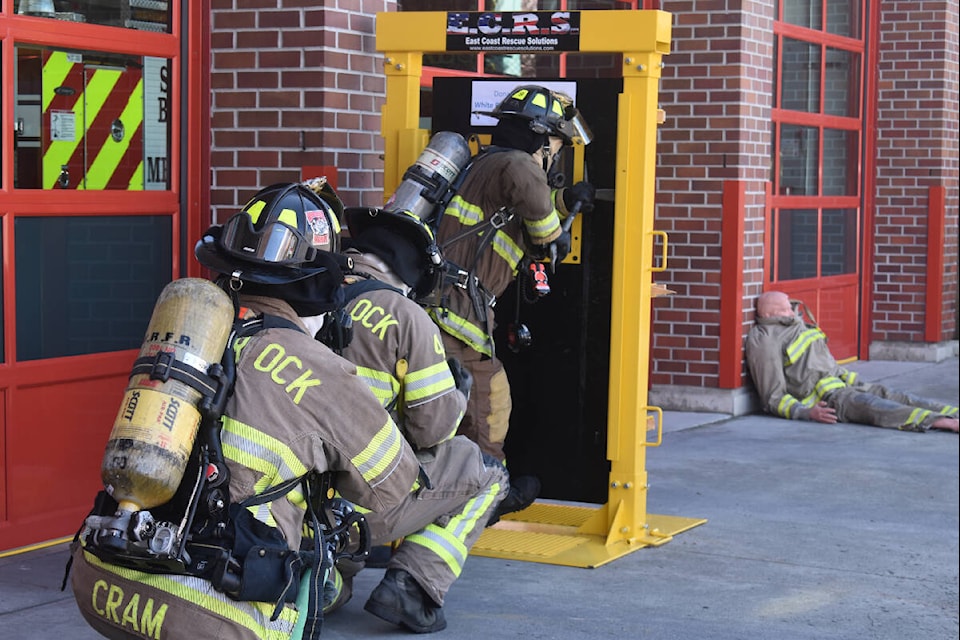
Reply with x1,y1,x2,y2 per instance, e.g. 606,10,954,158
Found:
364,568,447,633
488,474,540,526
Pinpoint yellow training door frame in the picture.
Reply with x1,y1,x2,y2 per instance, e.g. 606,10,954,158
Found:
376,9,705,568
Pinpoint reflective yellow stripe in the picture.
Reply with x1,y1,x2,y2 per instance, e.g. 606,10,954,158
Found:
82,73,144,190
127,160,144,190
82,550,298,638
43,52,85,189
42,52,74,111
404,361,456,404
523,209,561,243
404,481,501,575
785,328,826,365
356,365,400,408
428,307,492,357
221,416,309,526
903,408,931,429
814,376,845,398
778,395,800,418
444,195,484,226
352,418,406,486
491,229,525,273
840,370,858,385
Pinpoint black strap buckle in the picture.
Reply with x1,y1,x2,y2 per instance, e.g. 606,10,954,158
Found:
489,207,513,229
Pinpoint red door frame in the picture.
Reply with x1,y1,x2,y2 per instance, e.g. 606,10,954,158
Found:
859,0,878,358
767,1,867,360
0,2,208,552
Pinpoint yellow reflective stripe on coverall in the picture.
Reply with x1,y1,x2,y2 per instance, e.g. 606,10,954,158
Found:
352,418,407,487
222,416,309,526
355,365,400,408
404,360,457,405
428,307,493,357
82,550,298,638
404,485,502,576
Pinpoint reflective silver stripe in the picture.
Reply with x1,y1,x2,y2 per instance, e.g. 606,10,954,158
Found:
356,365,400,408
222,416,309,523
428,307,492,357
352,418,406,487
405,361,456,406
491,229,524,272
444,195,484,226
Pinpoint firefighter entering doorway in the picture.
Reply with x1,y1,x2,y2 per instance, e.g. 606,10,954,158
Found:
376,9,705,569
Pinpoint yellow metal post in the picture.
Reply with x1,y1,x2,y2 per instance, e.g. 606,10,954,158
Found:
379,50,427,200
375,9,705,568
602,50,666,545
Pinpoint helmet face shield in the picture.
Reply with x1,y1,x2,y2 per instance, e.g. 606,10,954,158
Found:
562,108,593,146
196,182,344,285
220,214,317,266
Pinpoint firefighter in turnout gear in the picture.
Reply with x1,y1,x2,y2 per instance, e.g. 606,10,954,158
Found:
429,85,596,519
335,204,507,633
70,182,422,640
746,291,959,433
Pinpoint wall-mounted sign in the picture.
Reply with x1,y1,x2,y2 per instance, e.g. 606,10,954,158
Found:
446,11,581,53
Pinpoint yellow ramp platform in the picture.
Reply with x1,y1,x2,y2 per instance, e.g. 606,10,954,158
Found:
472,502,706,569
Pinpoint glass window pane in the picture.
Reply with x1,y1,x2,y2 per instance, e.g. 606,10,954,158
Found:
15,215,173,361
821,208,858,276
781,38,821,113
822,128,857,196
14,0,171,33
779,124,819,196
14,46,172,191
777,208,819,281
827,0,860,38
825,47,859,117
780,0,822,30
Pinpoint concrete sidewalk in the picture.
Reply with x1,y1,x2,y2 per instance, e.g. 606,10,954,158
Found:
2,357,957,640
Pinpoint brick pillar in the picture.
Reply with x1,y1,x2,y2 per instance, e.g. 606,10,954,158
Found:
648,1,773,412
871,1,959,353
209,0,396,222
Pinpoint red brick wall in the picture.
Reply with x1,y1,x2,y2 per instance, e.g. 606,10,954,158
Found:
872,1,959,343
651,1,773,388
209,0,396,222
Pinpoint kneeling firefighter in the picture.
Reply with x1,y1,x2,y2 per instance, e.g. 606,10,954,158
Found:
426,84,596,519
327,204,507,633
68,182,421,640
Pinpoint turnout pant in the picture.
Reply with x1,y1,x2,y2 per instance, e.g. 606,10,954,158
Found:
440,332,512,462
827,382,958,431
362,435,507,606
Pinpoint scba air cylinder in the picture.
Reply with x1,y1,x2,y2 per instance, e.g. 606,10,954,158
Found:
385,131,472,220
100,278,234,516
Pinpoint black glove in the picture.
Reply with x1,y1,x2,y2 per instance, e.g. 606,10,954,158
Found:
562,181,596,214
551,230,572,263
447,357,473,402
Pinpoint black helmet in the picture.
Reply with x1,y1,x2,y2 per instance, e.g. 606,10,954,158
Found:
196,182,342,285
343,206,444,300
477,85,593,146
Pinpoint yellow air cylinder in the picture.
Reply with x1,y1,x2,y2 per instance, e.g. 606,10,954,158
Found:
101,278,234,515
